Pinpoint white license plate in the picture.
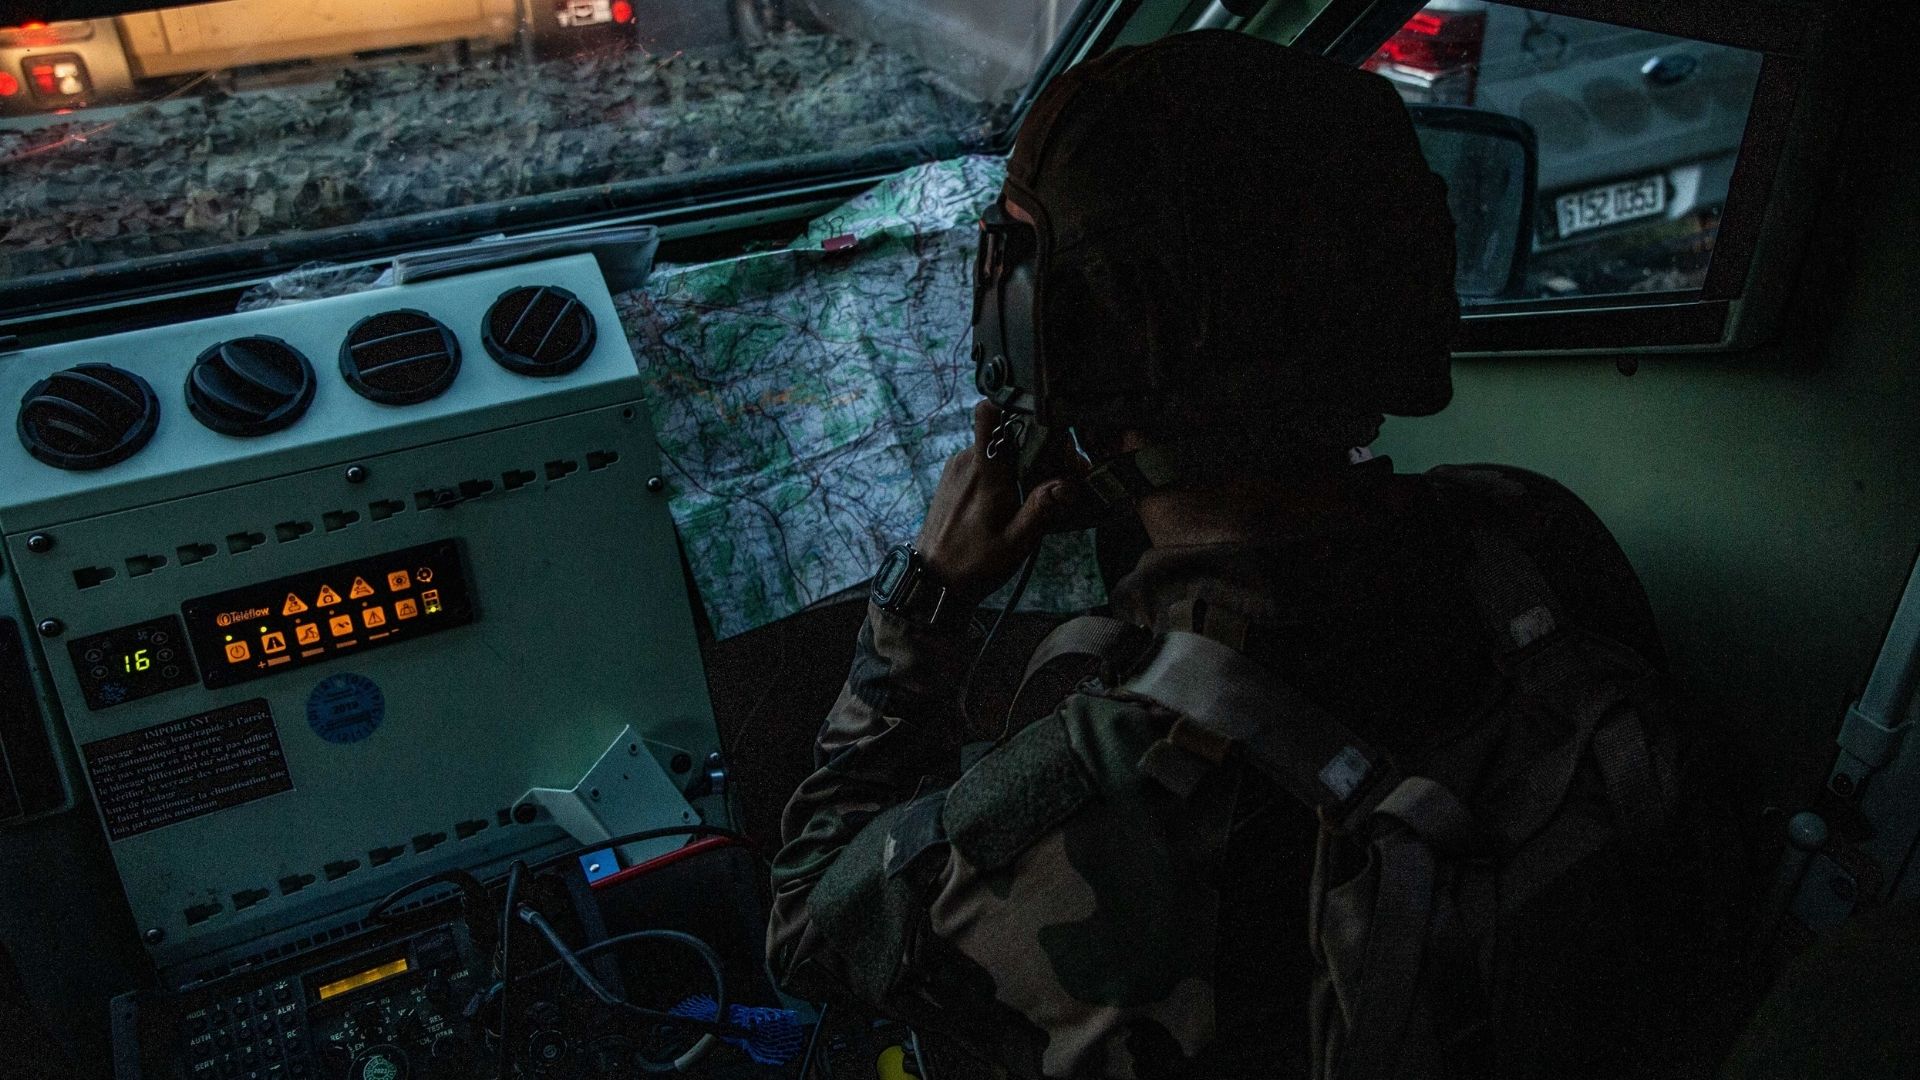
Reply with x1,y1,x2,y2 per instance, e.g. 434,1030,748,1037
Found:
554,0,614,28
1553,175,1667,238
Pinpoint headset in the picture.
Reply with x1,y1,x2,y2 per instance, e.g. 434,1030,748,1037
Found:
969,184,1215,516
970,181,1110,503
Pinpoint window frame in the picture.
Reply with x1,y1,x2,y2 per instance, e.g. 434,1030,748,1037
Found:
1301,0,1835,354
0,0,1120,328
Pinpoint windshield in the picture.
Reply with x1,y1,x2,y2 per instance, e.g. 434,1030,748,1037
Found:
0,1,1077,307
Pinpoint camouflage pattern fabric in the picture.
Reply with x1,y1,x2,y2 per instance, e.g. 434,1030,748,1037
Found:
766,602,1240,1079
767,463,1669,1079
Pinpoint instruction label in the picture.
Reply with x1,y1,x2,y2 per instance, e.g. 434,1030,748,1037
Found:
82,699,292,841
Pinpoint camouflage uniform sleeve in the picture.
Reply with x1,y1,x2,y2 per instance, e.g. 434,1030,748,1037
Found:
769,606,1239,1079
766,602,973,1003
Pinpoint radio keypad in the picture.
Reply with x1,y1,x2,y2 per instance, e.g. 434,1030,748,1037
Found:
180,979,309,1079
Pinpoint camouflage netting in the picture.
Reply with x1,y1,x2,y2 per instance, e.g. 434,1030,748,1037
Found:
0,30,998,281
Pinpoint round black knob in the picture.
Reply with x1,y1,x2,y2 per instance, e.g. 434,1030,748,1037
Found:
17,363,160,470
186,336,316,436
980,356,1006,393
349,1044,410,1080
482,285,596,377
588,1036,637,1076
528,1029,569,1069
340,310,460,405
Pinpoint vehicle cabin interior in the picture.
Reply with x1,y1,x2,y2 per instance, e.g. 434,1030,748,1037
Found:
0,0,1915,1077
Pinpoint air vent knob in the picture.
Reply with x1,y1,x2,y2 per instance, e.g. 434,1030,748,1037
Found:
186,336,316,436
340,309,461,405
16,363,160,470
482,285,596,377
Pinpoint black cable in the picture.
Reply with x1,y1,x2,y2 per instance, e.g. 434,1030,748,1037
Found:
909,1028,934,1080
971,546,1041,738
366,869,488,924
516,906,621,1007
796,1001,829,1080
496,860,524,1080
511,928,731,1071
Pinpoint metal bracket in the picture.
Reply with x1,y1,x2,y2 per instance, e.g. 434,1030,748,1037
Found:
1836,701,1910,778
519,725,698,874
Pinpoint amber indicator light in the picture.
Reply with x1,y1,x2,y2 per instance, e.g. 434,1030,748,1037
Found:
182,539,472,690
316,957,409,1002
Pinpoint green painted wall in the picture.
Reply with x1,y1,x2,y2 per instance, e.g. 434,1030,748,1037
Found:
1376,102,1919,812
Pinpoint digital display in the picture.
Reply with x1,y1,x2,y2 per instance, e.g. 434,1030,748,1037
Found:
67,616,199,711
181,540,474,690
315,957,410,1001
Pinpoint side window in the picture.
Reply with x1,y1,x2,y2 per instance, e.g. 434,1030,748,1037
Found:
1364,1,1765,303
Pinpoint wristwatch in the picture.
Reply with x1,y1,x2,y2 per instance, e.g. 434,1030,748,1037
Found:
871,543,967,631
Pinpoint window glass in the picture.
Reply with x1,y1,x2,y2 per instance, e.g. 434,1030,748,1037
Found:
0,1,1076,292
1364,1,1765,302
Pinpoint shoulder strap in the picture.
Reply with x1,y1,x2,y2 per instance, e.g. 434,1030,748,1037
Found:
1120,629,1389,816
1019,614,1146,689
1001,615,1152,740
1427,467,1564,655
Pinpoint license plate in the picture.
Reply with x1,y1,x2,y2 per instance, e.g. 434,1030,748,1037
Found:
554,0,614,28
1552,174,1667,239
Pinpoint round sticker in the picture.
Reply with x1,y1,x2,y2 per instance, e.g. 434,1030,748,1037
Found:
307,673,385,744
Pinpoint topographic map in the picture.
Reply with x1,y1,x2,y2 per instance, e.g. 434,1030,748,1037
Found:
615,155,1105,638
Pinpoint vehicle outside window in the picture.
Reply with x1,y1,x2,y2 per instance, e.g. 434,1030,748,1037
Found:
0,0,1076,300
1364,1,1765,302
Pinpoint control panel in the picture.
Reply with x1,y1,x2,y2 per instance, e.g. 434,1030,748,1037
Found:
112,844,794,1080
179,540,473,692
118,911,495,1080
66,615,199,712
0,256,718,980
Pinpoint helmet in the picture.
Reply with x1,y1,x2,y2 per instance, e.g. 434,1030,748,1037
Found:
972,30,1458,477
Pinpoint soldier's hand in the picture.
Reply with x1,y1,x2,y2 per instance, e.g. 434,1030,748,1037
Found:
915,401,1075,608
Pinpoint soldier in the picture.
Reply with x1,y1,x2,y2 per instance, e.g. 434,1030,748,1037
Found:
769,30,1705,1080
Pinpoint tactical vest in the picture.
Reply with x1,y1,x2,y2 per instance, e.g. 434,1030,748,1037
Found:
1013,466,1686,1079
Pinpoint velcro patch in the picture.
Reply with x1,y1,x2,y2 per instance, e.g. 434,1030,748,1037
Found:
885,790,949,879
809,802,923,1001
944,715,1093,872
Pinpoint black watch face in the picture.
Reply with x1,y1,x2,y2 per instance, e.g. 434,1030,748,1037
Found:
874,547,911,603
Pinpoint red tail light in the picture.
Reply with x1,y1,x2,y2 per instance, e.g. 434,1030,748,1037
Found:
1362,7,1487,105
22,53,89,98
0,72,17,96
612,0,633,23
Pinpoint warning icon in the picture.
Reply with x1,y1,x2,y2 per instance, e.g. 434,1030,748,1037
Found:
282,593,309,616
348,577,376,600
316,584,343,606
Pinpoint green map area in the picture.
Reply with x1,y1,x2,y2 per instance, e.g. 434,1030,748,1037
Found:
616,155,1105,638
